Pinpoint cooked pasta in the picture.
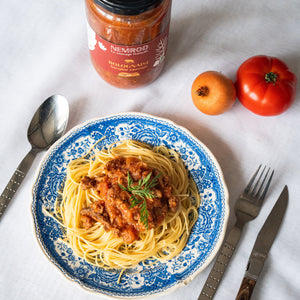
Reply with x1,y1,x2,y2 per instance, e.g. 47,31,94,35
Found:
53,139,200,271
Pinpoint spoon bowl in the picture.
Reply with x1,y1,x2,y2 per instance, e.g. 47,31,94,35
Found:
28,95,69,150
0,95,69,220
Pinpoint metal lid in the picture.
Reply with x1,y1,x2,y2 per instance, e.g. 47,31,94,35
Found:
93,0,164,15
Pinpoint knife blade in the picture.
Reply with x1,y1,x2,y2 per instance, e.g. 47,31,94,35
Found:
235,185,288,300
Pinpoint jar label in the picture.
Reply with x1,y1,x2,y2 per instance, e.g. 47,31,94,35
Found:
87,22,169,77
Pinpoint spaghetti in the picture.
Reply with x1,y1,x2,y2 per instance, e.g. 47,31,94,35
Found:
54,140,200,271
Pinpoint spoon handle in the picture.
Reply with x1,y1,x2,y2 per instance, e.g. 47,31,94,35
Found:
0,148,38,221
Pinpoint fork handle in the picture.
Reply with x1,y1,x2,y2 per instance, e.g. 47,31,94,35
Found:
198,224,243,299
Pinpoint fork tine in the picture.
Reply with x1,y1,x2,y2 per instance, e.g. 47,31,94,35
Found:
254,167,270,197
250,166,267,196
244,164,262,194
258,169,274,201
244,165,274,202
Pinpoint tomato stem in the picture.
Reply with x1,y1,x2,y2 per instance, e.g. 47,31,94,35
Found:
265,72,278,85
196,86,209,97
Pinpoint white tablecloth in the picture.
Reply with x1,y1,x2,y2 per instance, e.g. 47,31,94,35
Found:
1,1,300,299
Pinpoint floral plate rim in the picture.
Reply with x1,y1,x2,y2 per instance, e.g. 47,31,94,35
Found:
31,112,229,299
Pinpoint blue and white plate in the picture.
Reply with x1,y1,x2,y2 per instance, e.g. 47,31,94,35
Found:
32,112,229,298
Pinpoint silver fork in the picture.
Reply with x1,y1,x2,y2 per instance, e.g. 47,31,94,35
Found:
198,165,274,300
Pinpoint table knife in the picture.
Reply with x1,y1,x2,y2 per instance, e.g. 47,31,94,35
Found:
235,185,288,300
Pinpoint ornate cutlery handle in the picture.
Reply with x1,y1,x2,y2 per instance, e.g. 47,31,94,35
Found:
0,149,37,220
198,225,243,299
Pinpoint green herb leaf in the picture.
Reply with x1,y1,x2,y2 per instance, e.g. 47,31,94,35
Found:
118,171,161,229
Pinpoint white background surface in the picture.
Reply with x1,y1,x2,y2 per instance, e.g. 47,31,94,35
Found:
1,1,300,299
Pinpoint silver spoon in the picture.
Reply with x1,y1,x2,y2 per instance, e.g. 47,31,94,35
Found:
0,95,69,220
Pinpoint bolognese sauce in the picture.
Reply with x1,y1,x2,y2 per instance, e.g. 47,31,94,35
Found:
80,156,178,243
85,0,172,88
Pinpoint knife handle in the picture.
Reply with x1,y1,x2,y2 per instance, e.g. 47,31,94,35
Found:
198,224,243,299
0,149,37,220
235,277,256,300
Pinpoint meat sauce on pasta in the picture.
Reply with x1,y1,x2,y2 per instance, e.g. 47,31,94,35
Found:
80,156,178,243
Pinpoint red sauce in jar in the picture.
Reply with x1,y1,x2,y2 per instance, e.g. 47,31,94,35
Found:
85,0,172,89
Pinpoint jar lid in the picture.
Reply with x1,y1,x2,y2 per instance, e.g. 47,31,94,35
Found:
93,0,164,15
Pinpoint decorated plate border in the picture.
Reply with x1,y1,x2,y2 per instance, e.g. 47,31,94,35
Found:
31,112,229,298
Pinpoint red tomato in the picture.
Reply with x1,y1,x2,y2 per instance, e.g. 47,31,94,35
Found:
235,55,297,116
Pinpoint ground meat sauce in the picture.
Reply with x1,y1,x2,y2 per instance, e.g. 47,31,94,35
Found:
85,0,172,88
80,156,178,243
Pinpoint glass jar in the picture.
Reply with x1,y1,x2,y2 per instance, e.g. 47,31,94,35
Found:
85,0,172,89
